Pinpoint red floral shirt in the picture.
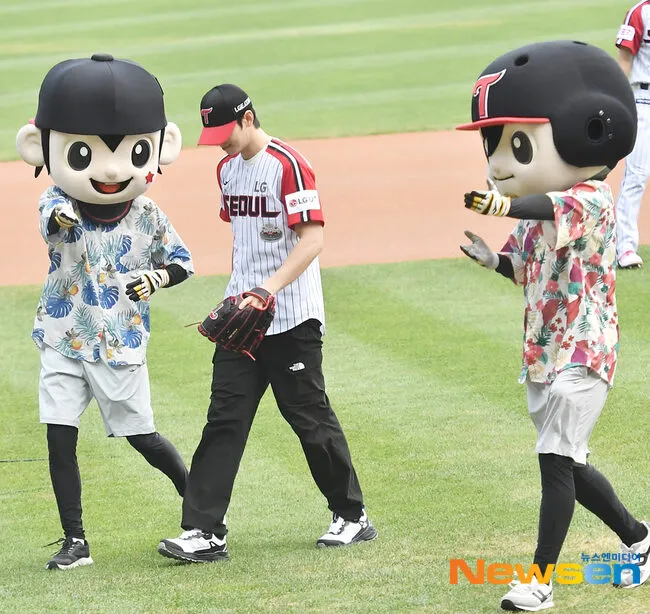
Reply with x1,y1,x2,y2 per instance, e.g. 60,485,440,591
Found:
501,180,618,385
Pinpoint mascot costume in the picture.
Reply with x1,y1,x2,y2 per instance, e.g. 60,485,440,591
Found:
458,40,650,610
16,54,194,570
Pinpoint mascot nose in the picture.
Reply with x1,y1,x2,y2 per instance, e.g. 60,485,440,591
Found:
104,165,120,180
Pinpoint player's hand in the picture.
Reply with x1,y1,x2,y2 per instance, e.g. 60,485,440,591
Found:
126,269,170,302
460,230,499,269
53,203,80,228
238,285,274,309
464,178,511,216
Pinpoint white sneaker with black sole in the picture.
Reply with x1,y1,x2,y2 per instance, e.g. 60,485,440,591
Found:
501,578,554,611
613,520,650,588
158,529,228,562
316,510,378,547
45,537,94,570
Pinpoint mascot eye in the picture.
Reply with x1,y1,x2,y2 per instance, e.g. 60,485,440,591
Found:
511,131,533,164
131,140,151,168
67,142,92,171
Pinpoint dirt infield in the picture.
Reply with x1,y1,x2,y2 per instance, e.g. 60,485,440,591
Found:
4,130,650,287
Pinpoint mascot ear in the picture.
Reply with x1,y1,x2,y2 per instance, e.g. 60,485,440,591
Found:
159,122,182,165
16,124,44,166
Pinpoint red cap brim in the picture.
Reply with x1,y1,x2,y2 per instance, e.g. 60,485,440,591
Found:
197,120,237,145
456,117,550,131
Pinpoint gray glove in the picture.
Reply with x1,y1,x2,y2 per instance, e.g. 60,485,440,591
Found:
460,230,499,269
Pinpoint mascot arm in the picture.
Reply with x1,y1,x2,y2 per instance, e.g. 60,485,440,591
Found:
165,263,188,287
508,194,555,220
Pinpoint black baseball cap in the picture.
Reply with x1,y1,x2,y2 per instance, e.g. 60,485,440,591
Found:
198,84,253,145
34,53,167,135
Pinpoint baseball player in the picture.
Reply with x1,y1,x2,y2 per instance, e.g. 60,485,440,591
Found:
16,54,193,570
158,84,376,562
614,1,650,268
458,41,650,611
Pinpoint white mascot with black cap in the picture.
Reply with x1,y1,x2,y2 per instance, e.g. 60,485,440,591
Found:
457,40,650,610
16,53,194,570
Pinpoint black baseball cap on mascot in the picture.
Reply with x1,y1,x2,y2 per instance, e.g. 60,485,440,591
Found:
198,84,253,145
35,53,167,134
457,40,637,169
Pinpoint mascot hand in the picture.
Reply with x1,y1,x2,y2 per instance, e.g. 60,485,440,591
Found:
53,203,80,229
464,178,512,216
460,230,499,269
126,269,170,301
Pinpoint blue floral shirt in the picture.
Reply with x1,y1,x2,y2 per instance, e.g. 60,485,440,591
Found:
33,186,194,367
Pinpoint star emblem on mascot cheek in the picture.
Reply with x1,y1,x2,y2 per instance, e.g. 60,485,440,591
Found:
145,171,154,184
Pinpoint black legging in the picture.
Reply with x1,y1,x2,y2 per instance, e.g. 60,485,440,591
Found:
47,424,188,538
533,453,647,574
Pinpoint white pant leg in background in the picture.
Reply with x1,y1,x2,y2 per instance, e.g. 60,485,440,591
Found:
616,96,650,258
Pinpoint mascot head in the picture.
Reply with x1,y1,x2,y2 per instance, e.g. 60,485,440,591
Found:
16,53,182,205
457,40,637,197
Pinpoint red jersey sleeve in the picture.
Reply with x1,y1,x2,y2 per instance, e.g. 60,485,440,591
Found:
267,139,324,228
216,154,231,222
616,4,645,54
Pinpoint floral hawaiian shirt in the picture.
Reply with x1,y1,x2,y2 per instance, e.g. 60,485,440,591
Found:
500,180,618,385
33,186,193,367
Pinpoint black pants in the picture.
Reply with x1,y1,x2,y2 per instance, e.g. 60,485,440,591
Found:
47,425,188,539
182,319,364,535
533,453,647,574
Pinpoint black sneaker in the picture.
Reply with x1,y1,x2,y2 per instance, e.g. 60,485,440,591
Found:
45,537,93,570
317,510,378,547
158,529,228,562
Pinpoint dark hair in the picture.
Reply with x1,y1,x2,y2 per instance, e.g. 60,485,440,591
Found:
237,107,260,129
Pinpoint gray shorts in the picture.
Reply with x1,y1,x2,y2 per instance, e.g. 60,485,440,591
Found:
527,366,609,465
38,342,155,437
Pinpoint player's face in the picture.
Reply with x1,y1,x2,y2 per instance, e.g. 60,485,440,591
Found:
482,122,588,197
217,123,245,156
48,130,162,204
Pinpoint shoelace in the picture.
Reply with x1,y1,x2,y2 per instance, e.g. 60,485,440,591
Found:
180,529,206,540
44,537,81,557
507,580,550,594
327,514,346,535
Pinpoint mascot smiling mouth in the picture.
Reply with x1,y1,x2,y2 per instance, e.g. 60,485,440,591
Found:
91,178,132,194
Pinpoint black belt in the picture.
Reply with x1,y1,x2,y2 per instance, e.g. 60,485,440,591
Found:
640,83,649,90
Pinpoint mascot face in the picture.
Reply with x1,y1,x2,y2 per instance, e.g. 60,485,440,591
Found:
16,54,182,204
457,41,638,191
48,131,163,204
481,122,603,198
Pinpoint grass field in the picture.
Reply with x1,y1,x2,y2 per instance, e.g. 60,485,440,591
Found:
0,0,637,160
3,258,650,614
3,1,650,613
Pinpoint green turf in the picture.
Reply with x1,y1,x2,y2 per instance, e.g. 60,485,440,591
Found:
2,254,650,613
0,0,635,160
2,1,649,612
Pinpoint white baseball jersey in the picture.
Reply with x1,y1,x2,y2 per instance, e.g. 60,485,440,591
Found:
616,1,650,85
615,2,650,256
217,137,325,335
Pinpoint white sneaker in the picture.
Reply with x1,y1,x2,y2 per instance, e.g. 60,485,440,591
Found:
618,250,643,269
158,529,228,562
501,578,554,611
316,510,378,547
614,520,650,588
